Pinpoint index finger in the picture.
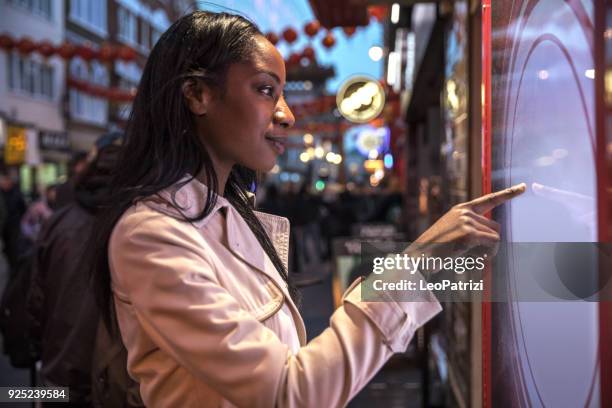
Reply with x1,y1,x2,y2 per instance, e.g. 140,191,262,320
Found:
467,183,527,214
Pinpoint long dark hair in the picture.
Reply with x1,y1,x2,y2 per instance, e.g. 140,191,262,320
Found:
88,11,300,333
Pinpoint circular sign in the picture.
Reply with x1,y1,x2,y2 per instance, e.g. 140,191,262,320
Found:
336,75,385,123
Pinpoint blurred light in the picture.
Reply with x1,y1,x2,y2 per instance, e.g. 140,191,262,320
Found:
290,173,300,183
303,133,314,145
306,147,315,158
364,159,384,172
585,69,595,79
384,153,393,168
368,46,383,62
323,140,332,151
299,152,310,162
280,172,290,182
334,154,343,164
315,180,325,191
303,80,313,90
552,148,568,159
537,70,549,80
368,149,378,159
370,174,380,187
534,156,555,167
391,3,400,24
326,152,336,162
605,28,612,39
374,169,384,180
387,52,399,86
314,146,325,159
270,164,280,174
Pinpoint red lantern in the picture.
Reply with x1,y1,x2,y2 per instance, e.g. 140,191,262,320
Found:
302,46,315,61
321,32,336,49
287,52,301,67
76,44,95,61
342,27,356,37
282,28,298,44
98,43,116,62
117,45,136,61
303,21,320,38
0,33,15,51
368,6,387,22
57,42,76,59
17,37,36,54
265,32,279,45
37,41,55,58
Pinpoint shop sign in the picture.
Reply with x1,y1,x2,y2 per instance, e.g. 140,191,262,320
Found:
5,126,26,165
336,75,385,123
40,131,70,152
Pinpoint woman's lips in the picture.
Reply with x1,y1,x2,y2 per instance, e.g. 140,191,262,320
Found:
265,136,286,155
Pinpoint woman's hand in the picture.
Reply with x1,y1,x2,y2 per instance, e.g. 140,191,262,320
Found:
410,183,527,262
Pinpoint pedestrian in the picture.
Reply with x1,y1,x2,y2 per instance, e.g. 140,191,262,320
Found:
27,132,142,406
85,11,524,407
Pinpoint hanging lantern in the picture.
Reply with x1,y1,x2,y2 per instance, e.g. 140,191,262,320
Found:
302,46,315,61
117,45,136,61
322,32,336,49
37,41,56,58
303,21,320,38
76,44,95,61
17,37,36,54
265,32,279,45
287,52,301,67
98,43,116,62
57,42,76,59
282,28,298,44
368,5,387,22
0,33,15,51
342,27,356,37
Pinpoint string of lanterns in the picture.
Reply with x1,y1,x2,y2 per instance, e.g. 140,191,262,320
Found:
265,20,359,68
0,34,137,62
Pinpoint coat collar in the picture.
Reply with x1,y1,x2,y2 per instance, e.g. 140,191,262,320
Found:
141,176,306,344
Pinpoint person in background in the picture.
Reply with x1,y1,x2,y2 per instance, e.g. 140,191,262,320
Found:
0,169,27,271
54,151,88,209
20,185,56,243
27,132,142,407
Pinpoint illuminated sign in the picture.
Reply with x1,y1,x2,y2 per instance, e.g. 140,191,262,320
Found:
336,76,385,123
5,126,26,165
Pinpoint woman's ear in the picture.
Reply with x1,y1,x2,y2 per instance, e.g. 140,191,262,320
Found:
181,79,211,116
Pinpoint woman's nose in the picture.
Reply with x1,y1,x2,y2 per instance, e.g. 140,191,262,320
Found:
273,99,295,129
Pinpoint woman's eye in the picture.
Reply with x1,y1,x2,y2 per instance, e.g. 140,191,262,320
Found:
259,86,275,97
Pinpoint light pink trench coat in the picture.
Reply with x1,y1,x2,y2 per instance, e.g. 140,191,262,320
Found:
109,176,441,407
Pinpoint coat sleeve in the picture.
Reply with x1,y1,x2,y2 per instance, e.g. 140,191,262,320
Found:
110,214,441,408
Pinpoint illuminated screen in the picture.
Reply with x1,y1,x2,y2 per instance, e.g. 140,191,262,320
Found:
490,1,600,406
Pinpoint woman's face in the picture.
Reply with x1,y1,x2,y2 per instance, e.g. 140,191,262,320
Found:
196,35,294,173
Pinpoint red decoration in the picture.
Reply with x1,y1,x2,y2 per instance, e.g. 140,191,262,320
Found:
17,37,36,54
117,45,136,61
37,41,55,58
265,32,279,45
76,44,96,61
342,27,356,37
57,42,76,59
302,46,315,61
322,32,336,49
0,33,15,51
287,52,301,67
304,21,320,38
368,5,388,22
282,28,298,44
98,43,117,62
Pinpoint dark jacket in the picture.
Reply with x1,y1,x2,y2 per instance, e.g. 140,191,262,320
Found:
27,145,142,406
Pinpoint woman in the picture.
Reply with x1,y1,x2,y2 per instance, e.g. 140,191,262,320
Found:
88,11,524,407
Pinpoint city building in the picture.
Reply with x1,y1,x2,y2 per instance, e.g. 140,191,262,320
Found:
0,0,68,193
